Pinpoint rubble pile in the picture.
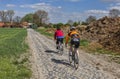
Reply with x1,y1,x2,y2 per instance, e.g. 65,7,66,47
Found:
83,16,120,52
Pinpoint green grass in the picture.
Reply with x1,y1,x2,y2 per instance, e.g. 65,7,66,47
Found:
36,28,53,38
80,39,89,46
36,28,89,46
0,28,31,79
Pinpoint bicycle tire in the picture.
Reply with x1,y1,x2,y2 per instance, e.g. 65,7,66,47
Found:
69,50,72,64
74,50,79,69
58,42,63,55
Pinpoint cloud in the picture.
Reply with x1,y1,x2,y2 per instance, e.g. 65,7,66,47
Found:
109,6,120,10
83,9,109,20
14,11,29,17
101,0,120,2
108,3,120,10
20,3,61,12
39,0,81,2
49,12,83,23
85,10,109,14
65,0,80,2
20,3,64,23
6,4,16,7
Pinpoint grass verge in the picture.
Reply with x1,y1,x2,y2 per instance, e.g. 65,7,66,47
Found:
0,28,31,79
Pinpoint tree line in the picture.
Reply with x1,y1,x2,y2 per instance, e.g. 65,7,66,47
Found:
0,8,120,27
0,10,48,26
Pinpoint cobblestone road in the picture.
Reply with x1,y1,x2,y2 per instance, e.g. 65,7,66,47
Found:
27,29,120,79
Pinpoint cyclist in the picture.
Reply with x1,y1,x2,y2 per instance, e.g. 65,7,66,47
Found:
65,26,80,56
54,26,64,49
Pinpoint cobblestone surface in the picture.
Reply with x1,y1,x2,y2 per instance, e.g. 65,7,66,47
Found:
27,29,120,79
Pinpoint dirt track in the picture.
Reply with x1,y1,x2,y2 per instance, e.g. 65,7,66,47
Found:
27,28,120,79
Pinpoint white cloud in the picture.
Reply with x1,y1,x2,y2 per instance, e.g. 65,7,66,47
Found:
14,11,29,17
49,12,83,23
85,10,109,14
65,0,80,2
108,3,120,10
101,0,120,2
83,10,109,20
58,6,62,9
20,3,61,12
109,6,120,10
69,0,80,2
6,4,16,7
19,3,64,23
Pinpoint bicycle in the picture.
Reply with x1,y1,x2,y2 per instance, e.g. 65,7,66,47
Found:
57,41,64,55
69,44,79,69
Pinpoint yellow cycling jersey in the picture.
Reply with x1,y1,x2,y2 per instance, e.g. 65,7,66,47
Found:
65,30,80,44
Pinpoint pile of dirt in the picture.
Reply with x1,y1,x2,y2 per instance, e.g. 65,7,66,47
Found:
45,28,56,33
83,16,120,52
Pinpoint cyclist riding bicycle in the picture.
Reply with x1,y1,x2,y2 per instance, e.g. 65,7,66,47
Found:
65,26,80,51
54,26,64,49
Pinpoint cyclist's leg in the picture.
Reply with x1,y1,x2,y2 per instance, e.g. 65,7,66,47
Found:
56,38,59,49
70,40,75,59
60,38,64,50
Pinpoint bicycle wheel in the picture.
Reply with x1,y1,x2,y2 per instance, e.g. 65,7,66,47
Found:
57,42,63,55
57,44,60,52
74,50,79,69
69,50,72,64
60,44,64,55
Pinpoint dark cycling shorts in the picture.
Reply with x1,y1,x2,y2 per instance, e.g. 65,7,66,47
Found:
70,39,80,48
56,38,63,44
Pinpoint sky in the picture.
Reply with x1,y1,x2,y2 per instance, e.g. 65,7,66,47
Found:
0,0,120,23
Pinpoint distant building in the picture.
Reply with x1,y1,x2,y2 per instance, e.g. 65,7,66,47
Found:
0,22,5,27
21,22,29,28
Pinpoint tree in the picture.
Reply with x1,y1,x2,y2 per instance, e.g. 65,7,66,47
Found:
33,13,40,25
67,20,74,26
0,10,8,22
109,9,120,18
13,16,21,23
86,15,96,24
34,10,48,25
7,10,14,23
21,13,33,22
73,22,79,26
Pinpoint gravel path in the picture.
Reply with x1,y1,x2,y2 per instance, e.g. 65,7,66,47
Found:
27,28,120,79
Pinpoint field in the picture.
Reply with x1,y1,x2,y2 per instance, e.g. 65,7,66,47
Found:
0,28,31,79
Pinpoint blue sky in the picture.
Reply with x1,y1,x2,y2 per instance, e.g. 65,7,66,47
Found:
0,0,120,23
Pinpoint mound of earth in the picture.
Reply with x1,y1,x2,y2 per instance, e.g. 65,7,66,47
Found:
83,16,120,52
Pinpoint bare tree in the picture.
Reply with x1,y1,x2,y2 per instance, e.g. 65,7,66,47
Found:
7,10,14,23
13,16,21,23
86,15,96,24
67,19,74,26
109,9,120,18
0,10,8,22
34,10,48,25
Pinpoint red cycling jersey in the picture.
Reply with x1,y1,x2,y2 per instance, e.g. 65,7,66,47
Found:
54,30,64,40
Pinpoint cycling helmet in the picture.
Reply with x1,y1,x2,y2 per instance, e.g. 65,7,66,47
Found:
70,26,76,30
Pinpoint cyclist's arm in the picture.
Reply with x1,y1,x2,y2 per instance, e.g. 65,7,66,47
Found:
65,34,70,44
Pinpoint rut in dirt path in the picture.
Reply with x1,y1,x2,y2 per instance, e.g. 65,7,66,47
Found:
27,28,119,79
